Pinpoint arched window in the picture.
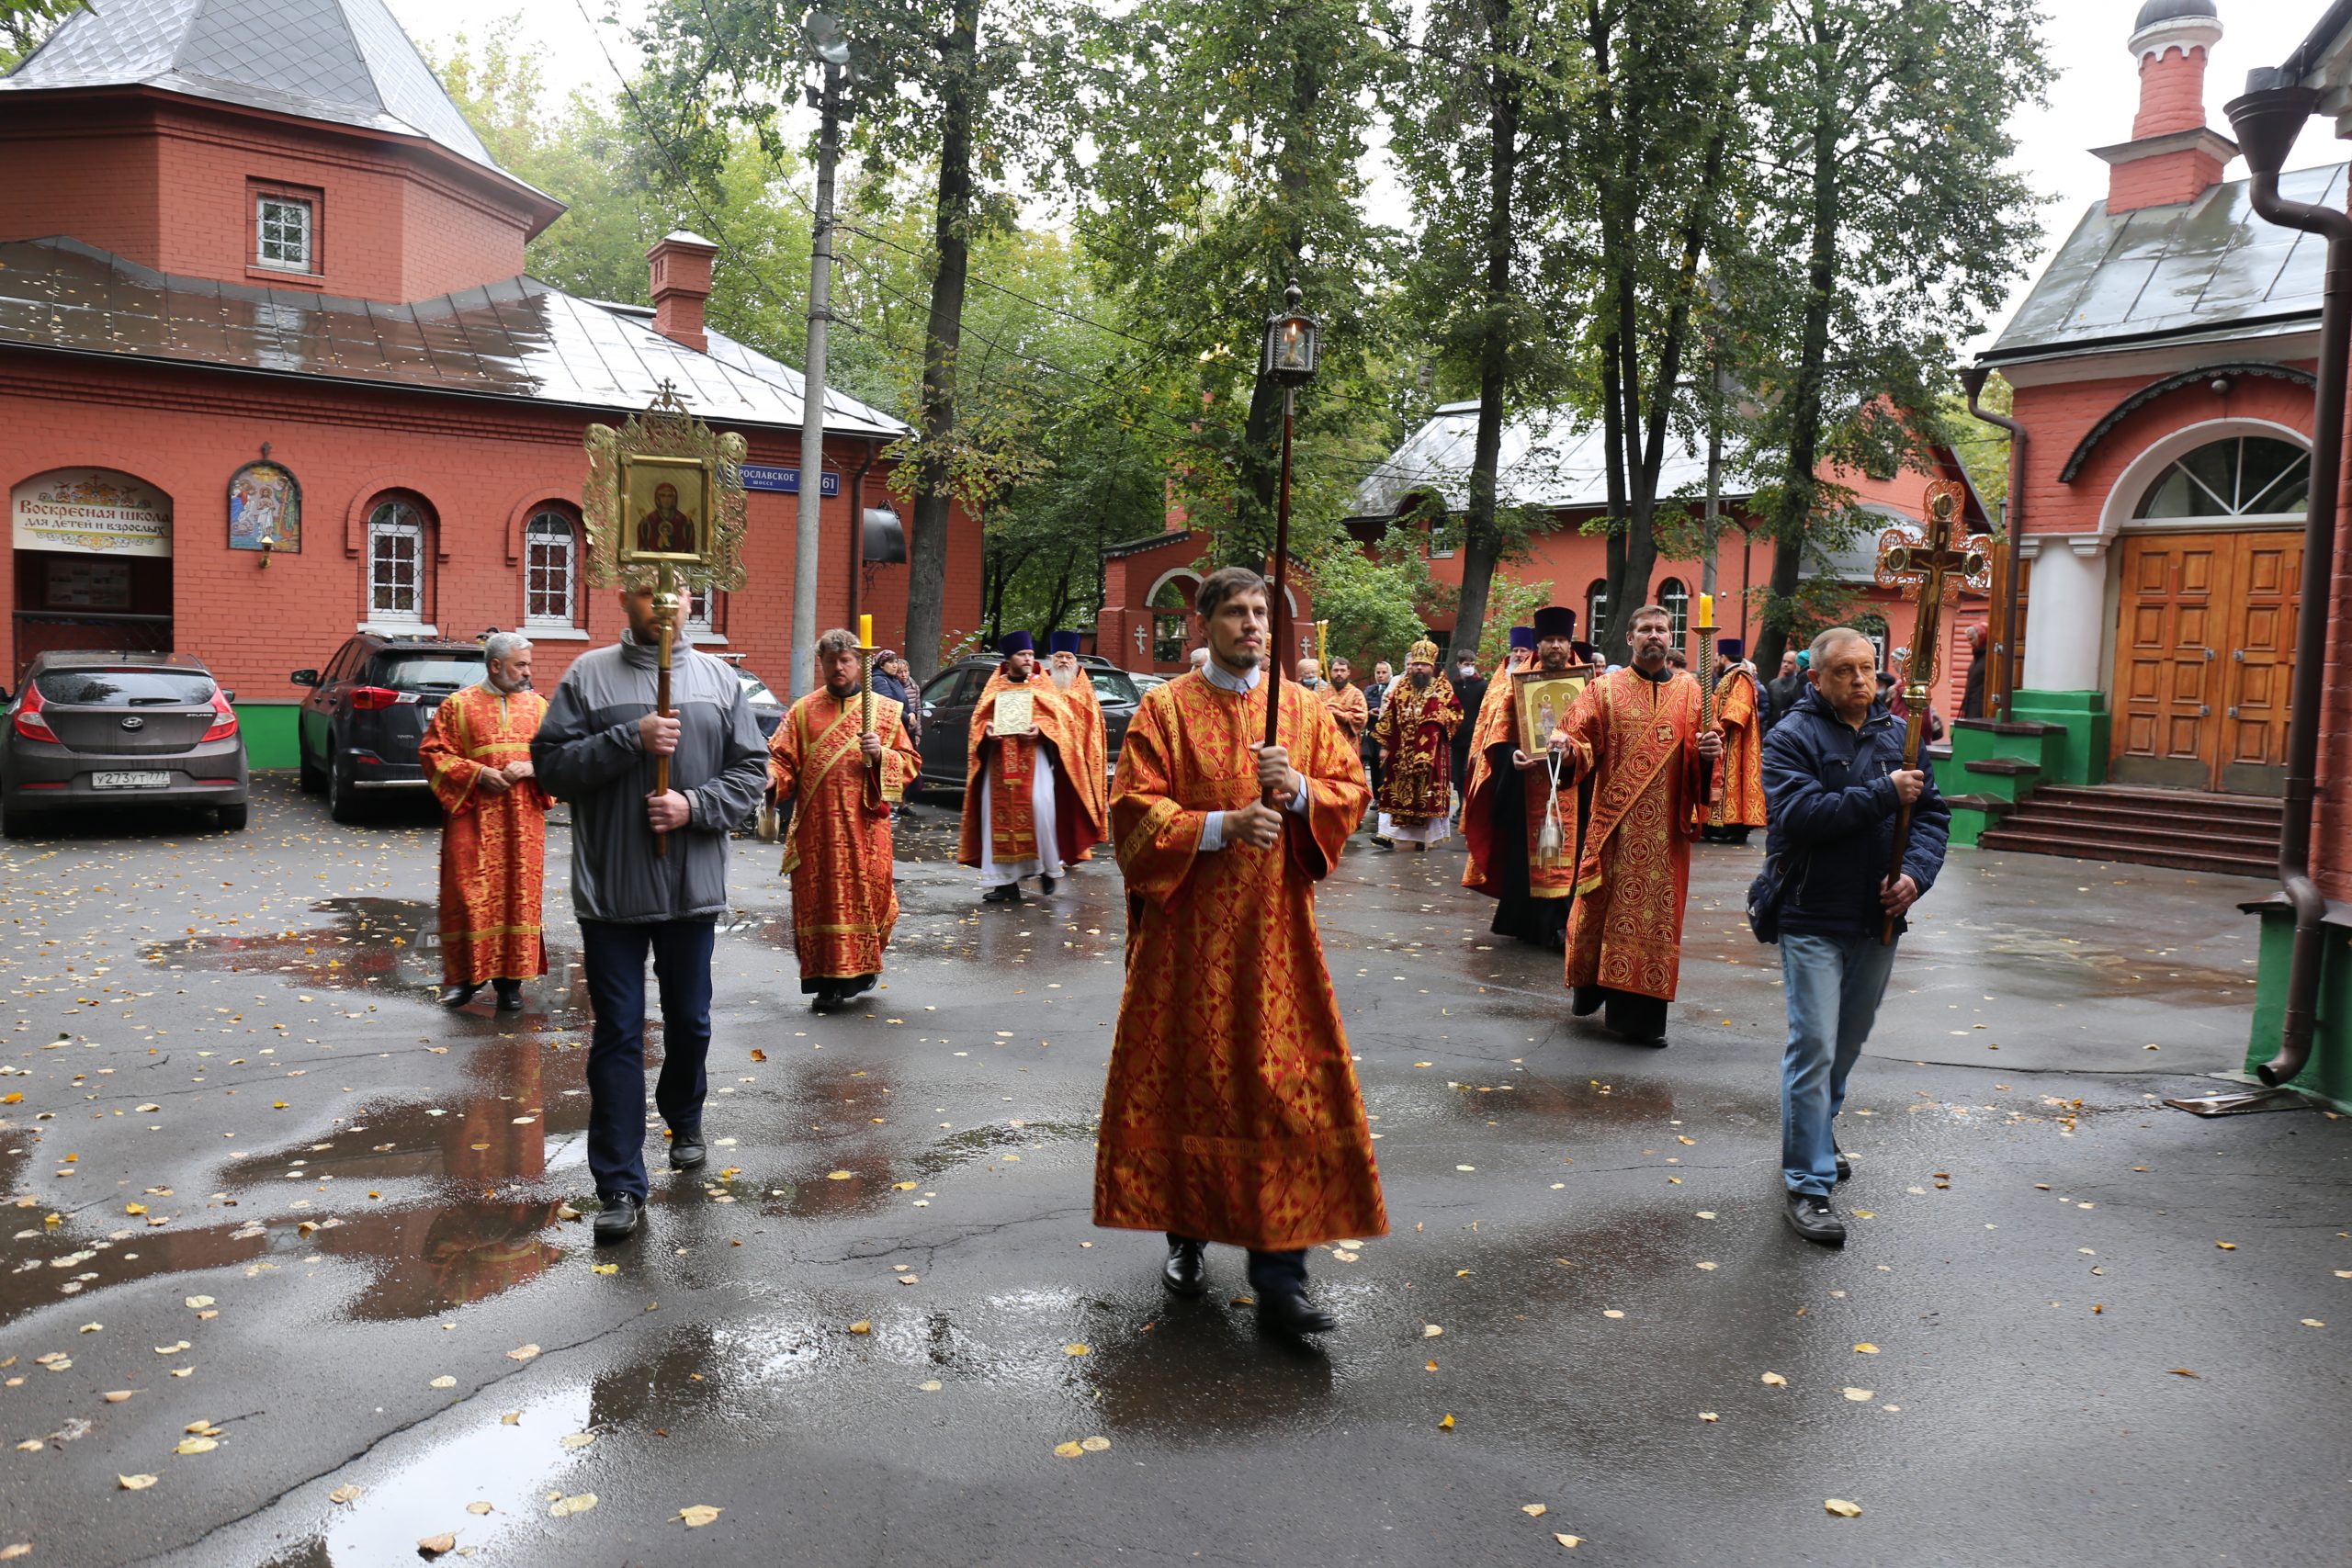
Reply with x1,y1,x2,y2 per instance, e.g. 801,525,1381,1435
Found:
523,510,578,628
1657,578,1690,640
2133,436,2311,520
366,498,427,626
1149,572,1197,664
1586,578,1609,636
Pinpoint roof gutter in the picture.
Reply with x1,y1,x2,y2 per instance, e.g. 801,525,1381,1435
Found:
2224,75,2350,1089
1958,367,2025,721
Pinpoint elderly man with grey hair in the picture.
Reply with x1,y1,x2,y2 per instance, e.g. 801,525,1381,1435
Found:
419,631,553,1012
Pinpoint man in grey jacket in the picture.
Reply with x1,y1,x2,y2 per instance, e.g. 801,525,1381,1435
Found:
533,585,768,1241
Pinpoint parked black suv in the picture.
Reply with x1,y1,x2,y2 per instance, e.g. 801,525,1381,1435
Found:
914,654,1140,794
291,635,486,823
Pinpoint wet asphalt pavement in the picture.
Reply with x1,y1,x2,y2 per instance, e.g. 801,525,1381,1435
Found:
1,775,2346,1567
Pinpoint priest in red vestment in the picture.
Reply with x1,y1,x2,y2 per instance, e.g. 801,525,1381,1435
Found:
1704,637,1768,844
1046,630,1110,863
419,632,552,1010
770,629,922,1010
1464,611,1590,951
1370,637,1462,849
1562,604,1723,1044
958,632,1105,903
1094,565,1382,1337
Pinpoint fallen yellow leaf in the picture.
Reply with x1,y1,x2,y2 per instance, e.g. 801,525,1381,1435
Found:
548,1493,597,1518
679,1505,722,1528
1554,1533,1583,1549
1053,1441,1084,1458
1760,1372,1788,1386
499,1412,521,1426
329,1484,364,1505
467,1502,493,1516
2215,1241,2237,1250
1521,1504,1547,1517
1826,1499,1863,1518
1698,1412,1719,1422
1438,1414,1455,1430
559,1432,595,1450
592,1263,617,1275
848,1321,871,1335
417,1533,457,1557
1064,1343,1091,1357
1423,1325,1443,1338
1852,1343,1880,1355
429,1375,457,1390
174,1437,217,1456
183,1296,213,1310
103,1390,138,1404
1842,1388,1874,1402
506,1345,540,1361
1080,1436,1111,1452
827,1170,854,1181
118,1474,158,1491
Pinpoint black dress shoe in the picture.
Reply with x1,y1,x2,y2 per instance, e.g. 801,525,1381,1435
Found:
1784,1190,1846,1247
492,979,524,1011
1037,874,1058,894
1162,1239,1206,1297
439,983,481,1009
1834,1145,1852,1183
1257,1289,1339,1336
668,1129,707,1170
1568,985,1603,1018
981,884,1021,904
593,1193,642,1243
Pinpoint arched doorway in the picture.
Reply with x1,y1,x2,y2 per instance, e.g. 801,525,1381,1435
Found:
9,468,175,681
2109,433,2310,795
1146,570,1199,667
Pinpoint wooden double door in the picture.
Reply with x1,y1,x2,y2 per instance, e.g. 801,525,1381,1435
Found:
2110,530,2300,795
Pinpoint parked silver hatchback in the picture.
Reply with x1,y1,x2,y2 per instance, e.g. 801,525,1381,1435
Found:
1,651,251,836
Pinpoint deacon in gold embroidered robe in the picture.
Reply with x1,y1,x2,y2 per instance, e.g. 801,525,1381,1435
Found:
1046,634,1110,863
958,632,1106,902
417,634,551,1010
1094,566,1381,1335
1370,646,1462,847
1561,605,1723,1044
770,630,922,1009
1704,640,1767,844
1464,620,1586,950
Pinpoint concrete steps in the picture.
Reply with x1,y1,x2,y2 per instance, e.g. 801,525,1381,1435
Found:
1978,784,2281,878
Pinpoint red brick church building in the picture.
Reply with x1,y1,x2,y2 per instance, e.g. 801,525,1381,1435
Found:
0,0,978,765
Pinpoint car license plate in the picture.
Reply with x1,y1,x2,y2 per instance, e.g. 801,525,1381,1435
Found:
93,771,170,789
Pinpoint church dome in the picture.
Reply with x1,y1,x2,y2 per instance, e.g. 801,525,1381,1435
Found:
2134,0,2218,30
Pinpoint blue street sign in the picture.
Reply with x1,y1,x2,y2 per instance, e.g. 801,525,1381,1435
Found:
740,464,841,497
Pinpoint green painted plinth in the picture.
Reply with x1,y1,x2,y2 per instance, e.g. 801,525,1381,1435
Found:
2244,900,2352,1113
235,702,300,771
2007,689,2108,785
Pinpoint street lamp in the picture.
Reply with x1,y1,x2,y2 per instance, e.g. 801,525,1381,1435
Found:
789,10,853,700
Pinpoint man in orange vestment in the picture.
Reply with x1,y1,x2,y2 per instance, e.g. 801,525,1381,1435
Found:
1370,638,1462,849
770,629,922,1010
1704,637,1767,845
1094,566,1382,1337
959,632,1106,903
1464,614,1590,951
419,633,551,1010
1563,604,1723,1044
1046,631,1109,863
1320,656,1370,743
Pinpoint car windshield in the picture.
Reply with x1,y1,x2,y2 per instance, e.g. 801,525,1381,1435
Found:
1089,670,1138,704
368,654,484,692
34,669,216,706
736,672,777,705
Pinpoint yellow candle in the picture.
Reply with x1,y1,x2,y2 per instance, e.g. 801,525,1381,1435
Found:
859,614,873,648
1697,592,1713,626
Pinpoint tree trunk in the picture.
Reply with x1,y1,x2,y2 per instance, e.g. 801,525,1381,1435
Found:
1448,0,1520,667
1227,46,1323,569
1758,73,1840,678
902,0,980,684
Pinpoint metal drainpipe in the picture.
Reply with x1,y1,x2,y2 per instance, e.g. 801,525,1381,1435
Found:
1959,366,2026,721
2228,75,2349,1088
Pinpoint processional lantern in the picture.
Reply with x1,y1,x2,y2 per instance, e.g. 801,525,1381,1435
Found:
1262,281,1320,387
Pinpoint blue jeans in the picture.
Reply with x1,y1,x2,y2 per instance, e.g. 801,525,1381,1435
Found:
580,917,716,1201
1780,931,1899,1197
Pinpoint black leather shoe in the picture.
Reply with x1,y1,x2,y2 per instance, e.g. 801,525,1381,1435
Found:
1162,1239,1206,1297
981,884,1021,904
668,1129,707,1170
1037,874,1058,894
1257,1289,1339,1336
1834,1145,1852,1183
1568,985,1603,1018
593,1193,642,1243
439,983,481,1009
492,980,524,1011
1784,1191,1846,1247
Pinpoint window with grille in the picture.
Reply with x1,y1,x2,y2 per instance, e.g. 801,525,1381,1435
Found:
367,501,424,624
256,195,313,272
1586,579,1609,637
1657,578,1690,640
524,512,577,626
687,589,721,638
2133,436,2311,520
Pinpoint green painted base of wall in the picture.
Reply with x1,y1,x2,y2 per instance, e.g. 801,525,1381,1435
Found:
2243,901,2352,1114
235,703,300,771
2007,690,2109,785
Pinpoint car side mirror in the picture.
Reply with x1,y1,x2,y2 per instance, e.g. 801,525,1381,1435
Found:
221,691,237,705
290,669,320,687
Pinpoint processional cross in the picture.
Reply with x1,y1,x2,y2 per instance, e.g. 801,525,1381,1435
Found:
1871,479,1993,942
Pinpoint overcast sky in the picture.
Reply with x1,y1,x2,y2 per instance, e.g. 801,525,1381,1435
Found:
390,0,2346,349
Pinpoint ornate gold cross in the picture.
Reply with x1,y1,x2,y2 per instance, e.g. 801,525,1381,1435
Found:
1873,479,1993,704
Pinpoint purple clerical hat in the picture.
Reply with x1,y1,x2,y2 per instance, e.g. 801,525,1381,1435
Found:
1509,626,1536,651
999,631,1035,656
1048,630,1082,655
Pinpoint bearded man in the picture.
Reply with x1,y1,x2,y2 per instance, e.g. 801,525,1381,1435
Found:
1560,604,1723,1044
1094,565,1381,1335
1463,613,1588,951
770,629,922,1010
1046,630,1109,858
1320,656,1369,744
1369,639,1463,850
420,632,551,1010
959,632,1104,903
1704,637,1768,845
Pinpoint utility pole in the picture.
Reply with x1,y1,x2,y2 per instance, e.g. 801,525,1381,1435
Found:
789,13,851,700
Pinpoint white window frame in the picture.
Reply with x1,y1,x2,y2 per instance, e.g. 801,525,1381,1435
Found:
686,588,726,645
1657,578,1690,640
256,194,314,273
523,511,580,630
366,500,426,629
1586,580,1609,636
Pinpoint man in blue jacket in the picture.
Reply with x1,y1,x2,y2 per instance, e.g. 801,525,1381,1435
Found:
532,585,768,1242
1759,626,1949,1246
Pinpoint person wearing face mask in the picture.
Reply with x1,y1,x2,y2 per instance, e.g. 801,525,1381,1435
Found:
1046,631,1110,857
421,631,552,1012
1449,652,1488,818
1558,604,1724,1045
959,632,1104,903
1368,639,1463,850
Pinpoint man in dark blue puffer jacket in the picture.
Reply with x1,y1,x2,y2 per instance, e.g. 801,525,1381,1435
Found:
1759,627,1950,1247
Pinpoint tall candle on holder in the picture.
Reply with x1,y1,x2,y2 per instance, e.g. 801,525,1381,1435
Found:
859,613,873,648
1697,592,1713,626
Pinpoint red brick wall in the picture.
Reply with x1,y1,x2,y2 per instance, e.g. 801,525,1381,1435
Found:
2108,150,2230,216
2131,45,2210,141
0,349,979,703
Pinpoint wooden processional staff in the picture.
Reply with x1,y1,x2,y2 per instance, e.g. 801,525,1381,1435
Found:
1872,479,1993,942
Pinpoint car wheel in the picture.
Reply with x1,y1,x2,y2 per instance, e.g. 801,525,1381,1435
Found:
217,803,249,831
327,756,364,825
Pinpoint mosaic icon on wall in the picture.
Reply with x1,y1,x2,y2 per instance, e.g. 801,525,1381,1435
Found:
228,450,301,553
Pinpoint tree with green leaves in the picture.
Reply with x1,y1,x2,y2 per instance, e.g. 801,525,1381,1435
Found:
0,0,78,71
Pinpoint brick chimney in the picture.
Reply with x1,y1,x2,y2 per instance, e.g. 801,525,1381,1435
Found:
646,231,718,353
2095,1,2237,215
